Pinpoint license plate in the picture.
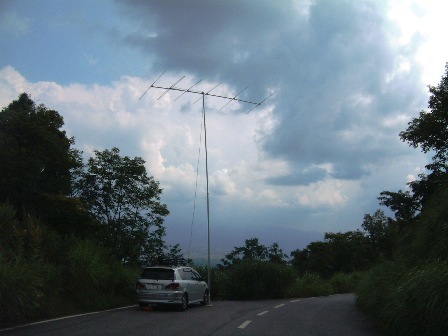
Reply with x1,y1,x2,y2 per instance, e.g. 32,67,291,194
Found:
146,284,161,290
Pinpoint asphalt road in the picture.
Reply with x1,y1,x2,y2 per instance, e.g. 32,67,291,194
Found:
1,294,382,336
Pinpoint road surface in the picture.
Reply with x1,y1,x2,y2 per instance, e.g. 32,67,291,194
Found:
1,294,382,336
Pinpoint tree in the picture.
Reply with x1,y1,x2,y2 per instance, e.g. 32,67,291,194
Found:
361,210,397,259
398,62,448,207
75,147,169,266
0,93,82,220
289,248,309,275
155,244,192,266
377,63,448,259
291,231,371,277
400,63,448,173
219,238,287,267
378,191,421,225
267,242,288,264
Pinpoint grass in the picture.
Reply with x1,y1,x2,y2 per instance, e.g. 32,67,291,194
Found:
356,260,448,336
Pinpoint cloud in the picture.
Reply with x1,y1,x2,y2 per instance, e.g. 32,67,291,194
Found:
116,0,428,188
0,64,429,254
3,0,440,255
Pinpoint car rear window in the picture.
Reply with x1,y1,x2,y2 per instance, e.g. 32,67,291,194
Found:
140,268,174,280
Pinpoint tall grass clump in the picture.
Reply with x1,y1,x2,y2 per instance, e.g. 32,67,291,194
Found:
66,238,137,310
356,261,407,319
357,260,448,335
382,261,448,336
0,255,45,324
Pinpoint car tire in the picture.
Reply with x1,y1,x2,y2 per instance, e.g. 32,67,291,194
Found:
179,293,188,311
201,290,209,306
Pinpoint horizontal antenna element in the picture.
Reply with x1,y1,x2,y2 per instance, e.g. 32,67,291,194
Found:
139,72,275,112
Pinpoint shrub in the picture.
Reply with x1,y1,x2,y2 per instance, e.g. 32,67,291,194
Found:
288,273,334,298
225,260,296,300
193,264,230,300
329,272,361,293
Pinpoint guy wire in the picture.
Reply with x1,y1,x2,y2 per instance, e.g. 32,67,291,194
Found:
188,103,205,259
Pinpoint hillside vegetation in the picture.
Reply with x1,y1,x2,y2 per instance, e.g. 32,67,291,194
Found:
356,64,448,335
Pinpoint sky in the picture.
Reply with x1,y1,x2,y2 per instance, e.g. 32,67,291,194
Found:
1,0,448,260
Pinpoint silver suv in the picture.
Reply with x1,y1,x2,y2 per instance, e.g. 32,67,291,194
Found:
136,266,209,311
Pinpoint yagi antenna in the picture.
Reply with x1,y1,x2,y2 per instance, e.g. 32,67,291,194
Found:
218,85,249,111
175,79,202,101
245,90,276,114
139,71,165,101
193,82,222,104
138,72,275,307
158,76,185,100
139,72,274,113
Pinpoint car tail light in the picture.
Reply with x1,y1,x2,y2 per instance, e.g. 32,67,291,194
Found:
136,281,145,289
165,282,180,290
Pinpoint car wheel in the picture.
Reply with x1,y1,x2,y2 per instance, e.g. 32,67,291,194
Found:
201,290,209,306
179,293,188,311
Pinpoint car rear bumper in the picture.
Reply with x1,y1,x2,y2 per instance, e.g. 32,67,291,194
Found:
137,290,184,305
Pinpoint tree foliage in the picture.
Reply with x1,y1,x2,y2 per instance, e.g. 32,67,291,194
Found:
0,93,82,219
400,63,448,172
379,62,448,257
291,230,373,278
75,147,169,266
378,190,420,224
219,238,287,267
395,63,448,212
0,94,169,325
361,209,398,259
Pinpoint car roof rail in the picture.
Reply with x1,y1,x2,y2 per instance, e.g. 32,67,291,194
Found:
152,255,189,267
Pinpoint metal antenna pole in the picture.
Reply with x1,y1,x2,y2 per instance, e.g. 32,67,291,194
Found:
139,73,275,307
202,93,212,306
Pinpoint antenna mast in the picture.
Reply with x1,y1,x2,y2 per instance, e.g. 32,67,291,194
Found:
139,73,274,306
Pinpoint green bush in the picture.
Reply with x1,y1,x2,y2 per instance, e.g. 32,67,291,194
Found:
288,273,334,298
193,264,230,300
329,272,361,293
225,260,296,300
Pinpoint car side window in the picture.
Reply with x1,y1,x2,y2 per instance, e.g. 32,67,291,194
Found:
191,270,201,281
177,268,185,280
182,268,194,280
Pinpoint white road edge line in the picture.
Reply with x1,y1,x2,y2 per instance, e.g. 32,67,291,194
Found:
290,299,301,302
257,311,269,316
274,304,285,308
0,305,137,332
238,320,252,329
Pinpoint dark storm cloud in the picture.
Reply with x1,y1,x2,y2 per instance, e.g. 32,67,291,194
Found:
0,0,13,11
117,0,427,185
